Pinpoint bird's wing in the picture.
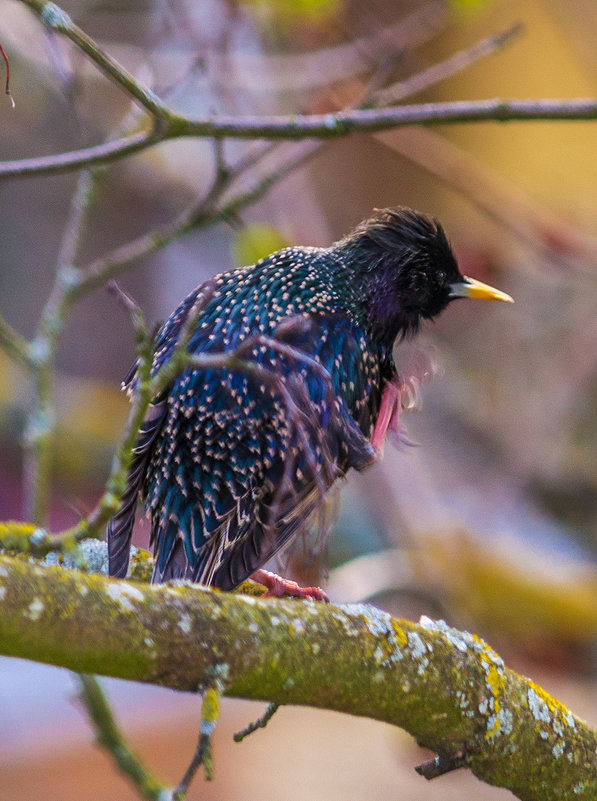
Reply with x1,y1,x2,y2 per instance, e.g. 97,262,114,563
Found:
147,312,382,588
107,286,214,577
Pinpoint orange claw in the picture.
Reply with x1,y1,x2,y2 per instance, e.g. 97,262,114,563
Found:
251,569,329,602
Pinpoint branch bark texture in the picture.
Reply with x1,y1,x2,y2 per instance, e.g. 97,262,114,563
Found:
0,555,594,801
4,0,597,181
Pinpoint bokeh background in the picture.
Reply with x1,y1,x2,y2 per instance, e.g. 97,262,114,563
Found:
1,0,597,798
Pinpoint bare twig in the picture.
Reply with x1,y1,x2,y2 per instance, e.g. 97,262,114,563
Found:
233,702,280,742
174,686,221,796
174,97,597,139
105,281,148,347
77,674,169,801
59,283,156,544
0,130,156,179
2,1,596,183
0,316,34,370
370,22,524,107
23,166,103,524
24,0,169,119
56,169,98,268
0,43,15,107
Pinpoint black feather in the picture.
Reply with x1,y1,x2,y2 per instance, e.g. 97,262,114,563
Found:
107,399,167,578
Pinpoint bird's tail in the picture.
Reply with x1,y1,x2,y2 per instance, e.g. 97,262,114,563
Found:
107,399,166,578
151,518,192,583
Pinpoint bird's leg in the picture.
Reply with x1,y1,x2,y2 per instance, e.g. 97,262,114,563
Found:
371,377,402,453
251,568,329,602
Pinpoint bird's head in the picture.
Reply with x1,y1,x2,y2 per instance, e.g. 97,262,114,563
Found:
337,207,512,345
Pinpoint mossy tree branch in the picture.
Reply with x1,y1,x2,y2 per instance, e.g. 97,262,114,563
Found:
0,554,594,801
3,6,596,800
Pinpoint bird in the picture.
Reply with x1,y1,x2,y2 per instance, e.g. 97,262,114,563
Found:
107,207,512,599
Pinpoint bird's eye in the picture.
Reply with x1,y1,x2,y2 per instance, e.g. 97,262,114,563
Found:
437,271,446,284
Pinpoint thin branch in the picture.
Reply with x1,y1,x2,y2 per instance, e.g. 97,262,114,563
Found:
56,169,98,268
77,674,169,801
0,42,15,108
5,95,597,181
233,702,280,742
191,1,447,94
0,315,34,370
21,0,169,119
0,130,156,179
1,1,596,182
370,22,524,107
58,283,156,544
0,556,595,801
174,686,221,796
23,165,104,524
72,139,317,296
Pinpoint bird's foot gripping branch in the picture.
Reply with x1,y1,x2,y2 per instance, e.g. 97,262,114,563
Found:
0,550,594,801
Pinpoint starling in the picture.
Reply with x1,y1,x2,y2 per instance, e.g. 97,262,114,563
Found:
108,207,512,598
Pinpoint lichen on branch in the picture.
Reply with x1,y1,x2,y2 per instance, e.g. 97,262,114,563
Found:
0,554,594,801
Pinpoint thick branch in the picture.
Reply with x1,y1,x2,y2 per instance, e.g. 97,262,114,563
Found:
0,555,594,801
4,98,597,180
173,98,597,139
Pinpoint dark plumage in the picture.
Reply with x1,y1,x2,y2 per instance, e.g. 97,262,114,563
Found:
108,207,512,596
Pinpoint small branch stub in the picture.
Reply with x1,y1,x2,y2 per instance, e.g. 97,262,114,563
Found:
233,702,280,742
415,753,467,780
175,685,221,796
0,43,15,108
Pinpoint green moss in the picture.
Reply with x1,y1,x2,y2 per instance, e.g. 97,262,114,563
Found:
202,687,220,723
235,579,267,597
1,554,596,798
0,521,49,554
0,557,157,680
392,621,409,649
129,548,154,582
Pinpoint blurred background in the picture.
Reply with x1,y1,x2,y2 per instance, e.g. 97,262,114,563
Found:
1,0,597,798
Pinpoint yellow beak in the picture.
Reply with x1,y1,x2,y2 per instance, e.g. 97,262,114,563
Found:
449,275,514,303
